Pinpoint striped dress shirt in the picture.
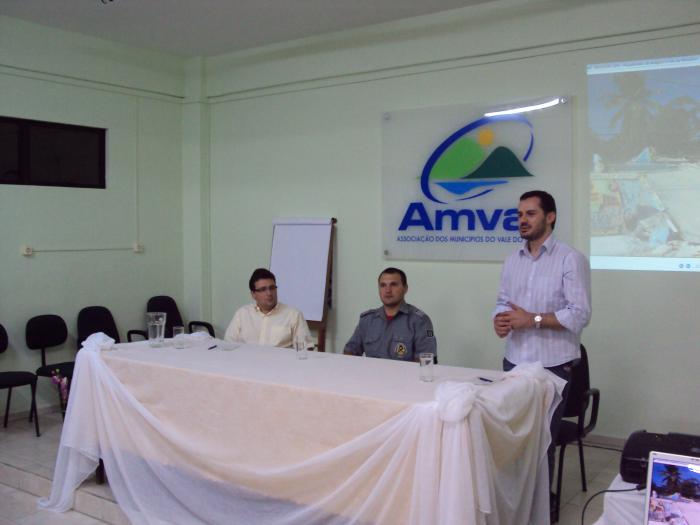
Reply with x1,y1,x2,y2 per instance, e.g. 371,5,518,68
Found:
493,235,591,367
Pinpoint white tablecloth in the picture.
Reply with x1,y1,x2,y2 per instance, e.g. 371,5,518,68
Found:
41,336,564,524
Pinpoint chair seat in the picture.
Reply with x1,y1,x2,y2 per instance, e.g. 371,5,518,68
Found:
0,371,36,388
36,362,74,379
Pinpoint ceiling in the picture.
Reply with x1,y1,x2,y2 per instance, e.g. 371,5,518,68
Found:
0,0,495,58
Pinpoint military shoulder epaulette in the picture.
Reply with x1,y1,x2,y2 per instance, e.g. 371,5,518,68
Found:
412,308,426,317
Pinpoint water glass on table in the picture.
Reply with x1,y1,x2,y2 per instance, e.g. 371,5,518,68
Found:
419,352,434,382
295,337,308,360
173,325,186,349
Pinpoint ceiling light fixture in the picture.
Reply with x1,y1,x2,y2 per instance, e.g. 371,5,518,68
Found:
484,97,566,117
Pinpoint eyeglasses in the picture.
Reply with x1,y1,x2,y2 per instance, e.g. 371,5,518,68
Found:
254,285,278,293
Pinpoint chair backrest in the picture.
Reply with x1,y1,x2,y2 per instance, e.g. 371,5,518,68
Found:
562,344,591,418
0,323,7,354
146,296,183,339
25,314,69,368
77,306,120,348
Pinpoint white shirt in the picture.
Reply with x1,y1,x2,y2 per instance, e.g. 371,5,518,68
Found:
224,302,311,348
493,235,592,367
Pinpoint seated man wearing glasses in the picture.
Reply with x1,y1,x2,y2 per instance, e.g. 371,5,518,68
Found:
224,268,310,348
343,267,436,361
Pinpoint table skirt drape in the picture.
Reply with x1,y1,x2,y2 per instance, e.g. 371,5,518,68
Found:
40,336,562,525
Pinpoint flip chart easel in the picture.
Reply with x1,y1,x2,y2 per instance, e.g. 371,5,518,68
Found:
270,218,335,351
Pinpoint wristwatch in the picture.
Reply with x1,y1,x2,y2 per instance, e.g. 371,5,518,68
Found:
534,314,543,329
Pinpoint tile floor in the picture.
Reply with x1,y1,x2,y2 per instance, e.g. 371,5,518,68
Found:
0,409,620,524
0,410,125,525
555,443,621,525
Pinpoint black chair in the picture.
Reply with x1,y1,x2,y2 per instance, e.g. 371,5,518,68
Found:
77,306,120,348
26,314,72,417
0,323,40,436
553,344,600,521
76,306,118,486
127,295,214,341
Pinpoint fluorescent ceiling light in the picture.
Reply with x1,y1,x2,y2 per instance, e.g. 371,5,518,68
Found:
484,97,565,117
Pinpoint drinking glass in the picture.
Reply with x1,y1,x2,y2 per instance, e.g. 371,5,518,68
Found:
295,337,308,360
419,352,434,382
173,325,186,349
146,312,167,347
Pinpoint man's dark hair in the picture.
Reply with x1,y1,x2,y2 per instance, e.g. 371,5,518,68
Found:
249,268,276,291
520,190,557,229
379,267,407,286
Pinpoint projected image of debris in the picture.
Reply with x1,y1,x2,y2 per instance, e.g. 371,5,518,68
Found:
587,56,700,266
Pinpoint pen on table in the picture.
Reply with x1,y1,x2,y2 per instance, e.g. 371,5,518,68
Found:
478,376,494,383
208,345,217,350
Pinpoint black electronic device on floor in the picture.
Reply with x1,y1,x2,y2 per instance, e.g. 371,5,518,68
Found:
620,430,700,484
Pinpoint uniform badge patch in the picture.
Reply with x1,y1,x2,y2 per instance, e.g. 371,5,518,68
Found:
427,329,434,338
395,343,407,357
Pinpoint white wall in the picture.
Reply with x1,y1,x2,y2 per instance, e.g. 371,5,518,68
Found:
205,0,700,439
0,17,185,413
2,1,699,440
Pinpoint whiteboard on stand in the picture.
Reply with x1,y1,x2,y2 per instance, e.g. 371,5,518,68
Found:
269,218,333,323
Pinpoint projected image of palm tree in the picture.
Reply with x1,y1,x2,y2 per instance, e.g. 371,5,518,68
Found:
604,72,659,161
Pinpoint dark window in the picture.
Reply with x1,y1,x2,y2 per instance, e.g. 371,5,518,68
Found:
0,116,105,188
0,119,20,184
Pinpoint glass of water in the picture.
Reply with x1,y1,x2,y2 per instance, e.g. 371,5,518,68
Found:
419,352,434,382
295,337,308,360
172,325,186,349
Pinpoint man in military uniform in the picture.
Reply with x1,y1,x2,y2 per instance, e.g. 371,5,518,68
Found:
343,267,436,361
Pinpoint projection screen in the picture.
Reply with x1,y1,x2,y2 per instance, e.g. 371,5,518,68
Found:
587,54,700,272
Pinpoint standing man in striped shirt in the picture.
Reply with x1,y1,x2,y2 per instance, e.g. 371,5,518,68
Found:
492,190,591,498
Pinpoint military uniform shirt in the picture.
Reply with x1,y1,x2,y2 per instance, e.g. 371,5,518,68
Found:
343,302,436,361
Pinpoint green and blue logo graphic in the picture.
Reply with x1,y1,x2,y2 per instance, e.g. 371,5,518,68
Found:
421,114,534,203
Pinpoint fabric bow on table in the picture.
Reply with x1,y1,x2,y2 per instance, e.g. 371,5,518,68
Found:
435,381,478,423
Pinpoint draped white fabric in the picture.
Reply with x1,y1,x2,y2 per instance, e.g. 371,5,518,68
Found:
40,334,563,525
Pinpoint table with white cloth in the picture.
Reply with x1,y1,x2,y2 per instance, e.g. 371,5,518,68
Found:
592,474,645,525
41,335,564,525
